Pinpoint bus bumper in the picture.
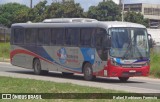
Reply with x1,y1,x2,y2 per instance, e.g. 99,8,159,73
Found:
105,61,150,77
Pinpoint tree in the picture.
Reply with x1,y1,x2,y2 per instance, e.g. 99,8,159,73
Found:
28,0,47,22
124,11,149,27
45,1,84,19
0,3,29,27
44,2,63,18
87,0,121,21
62,1,84,18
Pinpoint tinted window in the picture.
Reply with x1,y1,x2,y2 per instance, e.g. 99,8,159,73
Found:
95,28,106,48
51,28,64,45
14,29,24,44
25,29,37,44
38,29,51,45
80,28,94,46
65,28,79,46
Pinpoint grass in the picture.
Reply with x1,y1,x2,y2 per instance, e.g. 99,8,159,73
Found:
0,76,159,102
0,42,10,58
150,52,160,78
0,77,123,93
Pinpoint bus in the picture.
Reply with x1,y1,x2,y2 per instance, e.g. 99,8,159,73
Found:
10,18,151,82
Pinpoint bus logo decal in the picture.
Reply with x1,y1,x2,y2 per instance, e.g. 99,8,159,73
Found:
57,48,67,64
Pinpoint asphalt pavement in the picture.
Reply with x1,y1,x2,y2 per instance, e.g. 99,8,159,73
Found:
0,62,160,93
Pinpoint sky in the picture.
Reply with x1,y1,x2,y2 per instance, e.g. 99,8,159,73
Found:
1,0,160,11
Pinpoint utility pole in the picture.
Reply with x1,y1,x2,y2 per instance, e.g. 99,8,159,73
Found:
120,0,124,22
30,0,32,8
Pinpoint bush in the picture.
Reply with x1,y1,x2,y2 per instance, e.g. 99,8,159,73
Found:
150,52,160,78
0,42,10,58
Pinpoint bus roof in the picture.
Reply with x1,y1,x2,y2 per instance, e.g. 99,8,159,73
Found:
12,19,146,29
99,21,146,28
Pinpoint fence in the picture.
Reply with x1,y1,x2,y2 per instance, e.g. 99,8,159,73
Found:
0,25,10,62
0,26,11,42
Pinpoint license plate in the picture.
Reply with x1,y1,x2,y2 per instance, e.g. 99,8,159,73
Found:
129,70,136,73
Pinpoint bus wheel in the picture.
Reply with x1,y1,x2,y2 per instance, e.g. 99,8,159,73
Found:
118,77,129,82
33,59,42,75
83,63,95,81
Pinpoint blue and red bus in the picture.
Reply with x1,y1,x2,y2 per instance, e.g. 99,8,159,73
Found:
10,18,151,82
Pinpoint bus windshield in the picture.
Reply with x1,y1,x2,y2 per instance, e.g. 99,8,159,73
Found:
109,27,149,59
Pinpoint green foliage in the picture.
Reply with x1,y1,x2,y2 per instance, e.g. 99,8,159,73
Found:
28,0,47,22
0,42,10,58
124,11,149,27
87,0,121,21
44,1,84,19
0,76,124,93
150,52,160,78
0,3,29,27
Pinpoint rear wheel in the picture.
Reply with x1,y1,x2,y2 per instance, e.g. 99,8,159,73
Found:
83,63,95,81
118,77,129,82
33,59,48,75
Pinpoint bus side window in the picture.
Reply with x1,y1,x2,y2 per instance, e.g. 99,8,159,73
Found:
14,28,24,44
80,28,92,47
56,28,64,45
95,29,104,48
43,29,51,45
38,29,51,45
51,29,57,45
38,29,44,45
66,28,79,46
25,29,37,45
51,28,65,45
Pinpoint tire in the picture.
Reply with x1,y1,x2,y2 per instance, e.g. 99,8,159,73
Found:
62,72,74,76
83,63,95,81
33,59,48,75
118,77,129,82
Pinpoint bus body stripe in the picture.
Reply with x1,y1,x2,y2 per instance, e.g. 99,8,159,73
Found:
10,49,82,73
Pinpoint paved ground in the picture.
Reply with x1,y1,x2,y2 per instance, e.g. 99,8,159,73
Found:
0,62,160,94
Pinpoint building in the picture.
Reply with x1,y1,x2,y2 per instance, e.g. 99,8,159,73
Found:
124,3,160,28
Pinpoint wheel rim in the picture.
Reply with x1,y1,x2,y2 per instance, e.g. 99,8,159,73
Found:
35,61,40,73
85,66,91,78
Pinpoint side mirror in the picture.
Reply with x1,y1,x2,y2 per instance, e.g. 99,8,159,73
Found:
148,34,153,48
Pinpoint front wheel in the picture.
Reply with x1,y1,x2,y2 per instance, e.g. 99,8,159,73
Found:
118,77,129,82
83,63,95,81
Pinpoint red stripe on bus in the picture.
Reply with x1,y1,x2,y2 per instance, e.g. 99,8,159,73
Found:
10,49,82,74
10,49,53,64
